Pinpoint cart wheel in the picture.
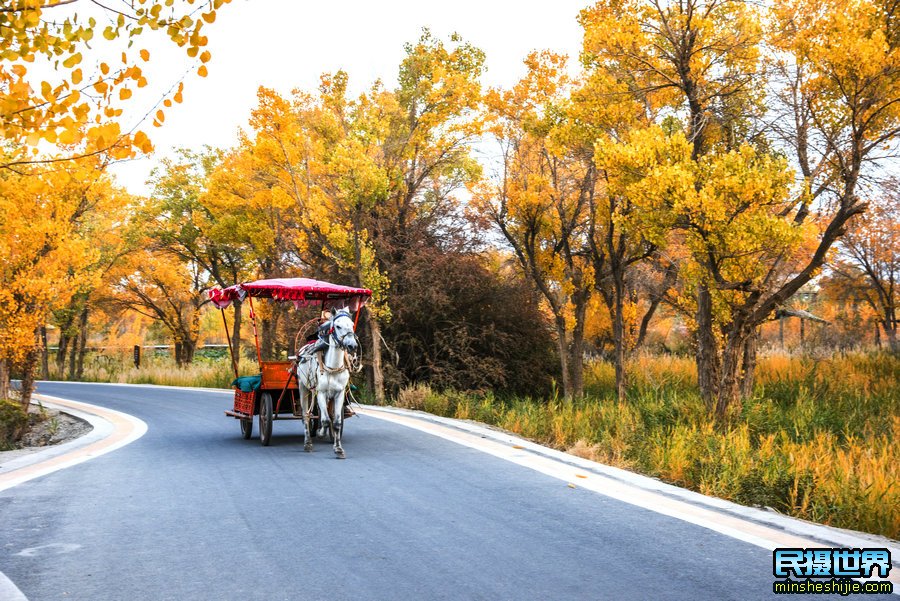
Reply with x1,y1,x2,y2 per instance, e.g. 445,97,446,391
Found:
240,417,253,440
259,392,273,447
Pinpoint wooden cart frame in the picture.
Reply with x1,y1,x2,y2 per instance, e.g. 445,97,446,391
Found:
208,278,372,446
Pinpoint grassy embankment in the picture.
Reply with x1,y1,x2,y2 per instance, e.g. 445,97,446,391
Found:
58,352,899,540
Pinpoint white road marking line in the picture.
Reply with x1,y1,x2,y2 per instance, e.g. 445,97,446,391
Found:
0,571,28,601
36,380,231,394
14,543,82,557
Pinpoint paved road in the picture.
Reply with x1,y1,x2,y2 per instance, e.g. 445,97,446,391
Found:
0,382,872,600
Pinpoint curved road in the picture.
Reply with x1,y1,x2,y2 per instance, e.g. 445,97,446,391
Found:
0,382,888,600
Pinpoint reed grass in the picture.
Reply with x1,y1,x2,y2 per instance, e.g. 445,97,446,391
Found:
47,353,250,389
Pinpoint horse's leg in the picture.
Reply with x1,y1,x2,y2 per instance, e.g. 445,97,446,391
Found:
332,387,346,459
316,385,330,440
298,375,313,452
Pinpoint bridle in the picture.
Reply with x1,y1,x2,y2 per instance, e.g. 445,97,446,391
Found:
329,313,359,352
318,312,362,374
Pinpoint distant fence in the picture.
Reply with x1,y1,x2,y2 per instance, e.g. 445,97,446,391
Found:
46,344,229,352
47,344,231,369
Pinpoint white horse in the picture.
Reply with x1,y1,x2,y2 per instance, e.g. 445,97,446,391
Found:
296,308,359,458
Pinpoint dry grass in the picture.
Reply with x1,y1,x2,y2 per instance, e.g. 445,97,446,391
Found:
49,354,254,389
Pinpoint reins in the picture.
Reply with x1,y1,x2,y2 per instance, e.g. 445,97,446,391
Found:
315,343,363,375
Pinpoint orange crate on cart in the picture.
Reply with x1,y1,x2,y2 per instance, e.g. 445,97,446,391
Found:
233,389,255,416
260,361,294,391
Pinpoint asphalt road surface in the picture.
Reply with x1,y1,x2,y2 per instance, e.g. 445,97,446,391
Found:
0,382,883,600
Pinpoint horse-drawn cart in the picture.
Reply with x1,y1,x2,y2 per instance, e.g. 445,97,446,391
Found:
208,278,371,450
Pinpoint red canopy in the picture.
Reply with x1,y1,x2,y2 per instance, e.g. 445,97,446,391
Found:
208,278,372,310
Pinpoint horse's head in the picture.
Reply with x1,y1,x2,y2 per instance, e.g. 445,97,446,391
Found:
330,308,358,354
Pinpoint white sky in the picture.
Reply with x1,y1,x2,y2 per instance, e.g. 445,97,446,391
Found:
108,0,589,194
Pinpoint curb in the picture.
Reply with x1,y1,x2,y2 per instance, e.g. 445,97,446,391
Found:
0,396,110,475
0,394,147,492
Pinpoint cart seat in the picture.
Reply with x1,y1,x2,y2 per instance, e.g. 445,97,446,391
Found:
232,375,261,392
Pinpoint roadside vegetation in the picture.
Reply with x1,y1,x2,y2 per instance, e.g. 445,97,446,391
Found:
65,354,245,390
0,398,28,450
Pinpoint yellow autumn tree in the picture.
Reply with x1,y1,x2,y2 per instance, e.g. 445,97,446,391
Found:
47,168,132,381
1,0,232,167
475,52,596,399
579,0,900,416
138,147,252,359
0,0,232,410
201,88,308,359
829,186,900,352
204,31,485,401
109,248,206,365
301,33,485,401
0,157,129,406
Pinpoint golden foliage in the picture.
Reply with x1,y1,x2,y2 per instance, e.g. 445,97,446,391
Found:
0,0,232,165
0,157,126,363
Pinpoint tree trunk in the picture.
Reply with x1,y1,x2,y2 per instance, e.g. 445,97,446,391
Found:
19,343,39,411
261,317,275,361
715,331,747,419
56,331,69,376
696,284,719,410
882,306,898,354
369,315,385,403
182,338,196,365
636,297,661,350
188,309,200,365
75,308,88,379
40,327,49,380
66,326,79,380
0,359,9,400
636,262,676,349
886,323,899,354
570,292,587,400
739,330,758,400
554,315,572,400
612,277,627,403
174,340,184,366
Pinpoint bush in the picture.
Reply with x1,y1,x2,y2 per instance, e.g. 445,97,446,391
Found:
382,247,559,397
0,399,28,450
